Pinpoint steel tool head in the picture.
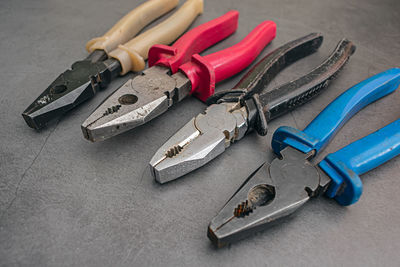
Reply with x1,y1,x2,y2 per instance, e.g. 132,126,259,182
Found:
81,66,191,142
149,102,248,183
208,147,328,247
22,59,111,129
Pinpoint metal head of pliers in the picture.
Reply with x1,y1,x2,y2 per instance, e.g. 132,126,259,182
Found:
81,66,192,141
208,68,400,247
207,147,328,247
150,101,248,182
22,56,120,129
150,33,356,183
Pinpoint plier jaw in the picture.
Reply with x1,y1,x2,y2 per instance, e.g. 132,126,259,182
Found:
208,147,322,247
22,59,112,129
81,66,192,142
149,102,249,183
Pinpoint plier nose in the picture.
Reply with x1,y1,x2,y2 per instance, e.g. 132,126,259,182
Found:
22,58,115,129
81,66,179,142
208,148,321,248
149,102,248,183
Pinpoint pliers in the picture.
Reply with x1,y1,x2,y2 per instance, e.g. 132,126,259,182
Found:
149,33,356,183
208,68,400,247
22,0,204,129
81,12,277,142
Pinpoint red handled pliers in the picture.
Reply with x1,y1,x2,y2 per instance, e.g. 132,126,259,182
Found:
81,11,276,142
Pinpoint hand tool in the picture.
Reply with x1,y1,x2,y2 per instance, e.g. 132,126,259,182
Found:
207,68,400,247
22,0,203,129
149,33,356,183
81,16,277,142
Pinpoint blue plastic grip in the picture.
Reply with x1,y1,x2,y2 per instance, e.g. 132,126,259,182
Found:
303,68,400,153
319,119,400,206
272,68,400,155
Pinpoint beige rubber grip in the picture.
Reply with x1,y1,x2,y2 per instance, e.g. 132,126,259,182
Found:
86,0,179,53
108,0,204,75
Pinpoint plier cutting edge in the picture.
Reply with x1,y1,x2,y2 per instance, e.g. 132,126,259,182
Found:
149,33,356,183
22,0,204,129
208,68,400,247
81,11,277,142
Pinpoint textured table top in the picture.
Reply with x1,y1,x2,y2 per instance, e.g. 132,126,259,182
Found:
1,0,400,266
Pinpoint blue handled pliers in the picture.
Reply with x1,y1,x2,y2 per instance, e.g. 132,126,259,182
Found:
208,68,400,247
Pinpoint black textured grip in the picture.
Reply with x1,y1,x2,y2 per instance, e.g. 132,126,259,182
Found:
261,39,356,121
233,33,324,95
206,34,356,136
206,33,323,105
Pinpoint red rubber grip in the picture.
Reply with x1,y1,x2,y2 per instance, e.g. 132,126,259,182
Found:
179,20,277,102
148,10,239,74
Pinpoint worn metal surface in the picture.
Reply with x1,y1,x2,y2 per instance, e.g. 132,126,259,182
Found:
22,55,121,130
208,148,323,248
82,65,192,142
1,0,400,266
149,102,248,183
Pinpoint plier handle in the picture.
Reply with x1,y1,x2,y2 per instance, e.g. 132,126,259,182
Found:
86,0,180,61
108,0,204,75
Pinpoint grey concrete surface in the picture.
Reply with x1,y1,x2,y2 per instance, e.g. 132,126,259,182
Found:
1,0,400,266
